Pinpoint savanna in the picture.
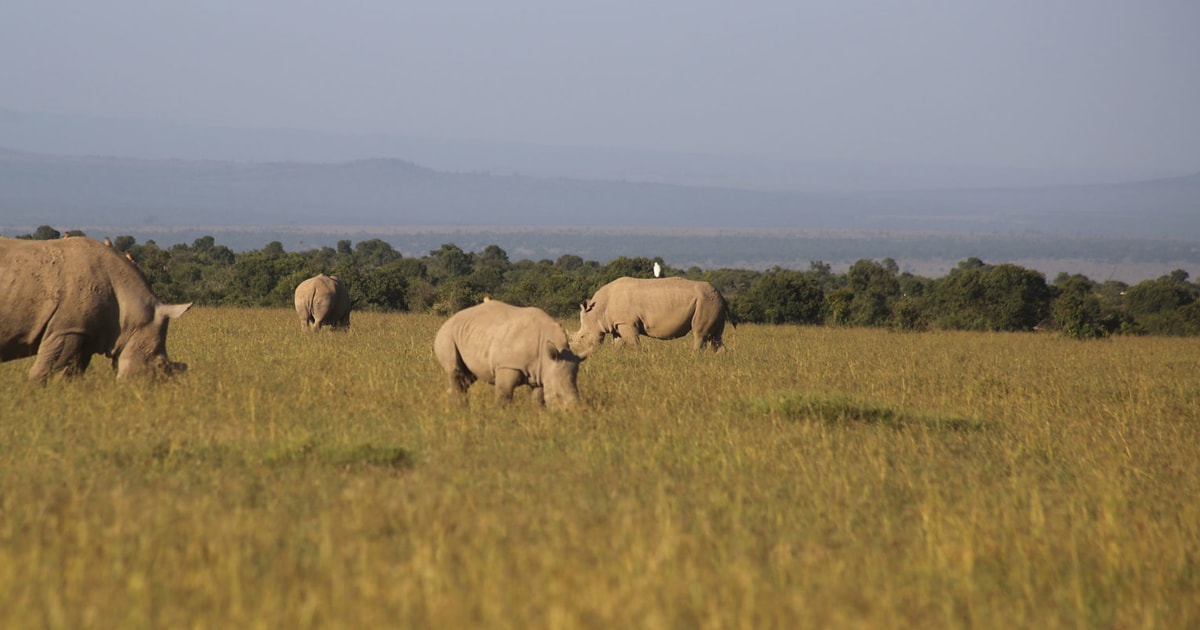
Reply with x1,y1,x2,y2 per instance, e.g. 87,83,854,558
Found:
1,307,1197,628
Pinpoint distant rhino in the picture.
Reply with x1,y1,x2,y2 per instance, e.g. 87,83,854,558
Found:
294,274,350,331
434,299,590,408
575,277,729,352
0,236,192,381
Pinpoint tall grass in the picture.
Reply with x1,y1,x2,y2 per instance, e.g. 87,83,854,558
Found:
2,308,1197,628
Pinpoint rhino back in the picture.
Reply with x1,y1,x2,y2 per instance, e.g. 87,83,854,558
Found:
442,301,565,379
595,277,710,330
295,274,346,325
0,239,71,357
0,237,156,359
294,276,323,316
294,276,317,306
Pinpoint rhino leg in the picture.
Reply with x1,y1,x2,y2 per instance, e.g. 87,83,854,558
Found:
494,369,525,403
695,316,726,352
695,332,723,352
612,323,641,348
29,333,89,382
446,369,475,405
531,387,546,407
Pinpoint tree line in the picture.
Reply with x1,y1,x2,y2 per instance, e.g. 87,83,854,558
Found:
12,225,1200,338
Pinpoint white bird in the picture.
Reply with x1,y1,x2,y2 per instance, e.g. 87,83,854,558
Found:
653,261,661,278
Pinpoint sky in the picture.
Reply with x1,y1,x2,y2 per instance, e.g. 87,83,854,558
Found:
3,1,1199,173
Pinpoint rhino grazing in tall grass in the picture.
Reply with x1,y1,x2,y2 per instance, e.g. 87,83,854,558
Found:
575,277,729,352
294,274,350,331
0,236,192,382
434,299,590,408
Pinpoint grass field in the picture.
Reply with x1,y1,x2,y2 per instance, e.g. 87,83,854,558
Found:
2,307,1198,628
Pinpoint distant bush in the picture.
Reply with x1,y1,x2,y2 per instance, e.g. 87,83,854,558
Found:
15,228,1200,337
735,268,825,325
930,260,1051,332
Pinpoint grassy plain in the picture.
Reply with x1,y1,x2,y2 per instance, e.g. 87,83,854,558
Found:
1,307,1198,628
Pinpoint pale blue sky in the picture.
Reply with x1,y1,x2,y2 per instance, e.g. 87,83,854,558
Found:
3,0,1198,172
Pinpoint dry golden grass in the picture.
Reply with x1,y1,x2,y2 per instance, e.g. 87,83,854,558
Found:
2,307,1198,628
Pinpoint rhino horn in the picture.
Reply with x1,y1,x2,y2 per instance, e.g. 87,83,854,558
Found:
158,302,193,319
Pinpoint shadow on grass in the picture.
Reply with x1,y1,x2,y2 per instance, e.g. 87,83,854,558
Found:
263,437,416,469
736,392,984,432
105,437,416,470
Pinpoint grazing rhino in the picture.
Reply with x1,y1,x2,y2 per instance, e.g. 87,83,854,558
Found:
434,299,590,408
575,276,729,352
0,236,192,381
294,274,350,331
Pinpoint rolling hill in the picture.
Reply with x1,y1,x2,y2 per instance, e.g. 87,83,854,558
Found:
2,147,1197,239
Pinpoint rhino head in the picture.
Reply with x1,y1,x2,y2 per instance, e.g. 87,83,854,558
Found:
113,302,193,380
572,300,606,351
539,340,591,409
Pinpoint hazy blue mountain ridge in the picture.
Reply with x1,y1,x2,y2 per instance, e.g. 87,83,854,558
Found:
0,149,833,228
2,146,1197,239
0,107,1180,192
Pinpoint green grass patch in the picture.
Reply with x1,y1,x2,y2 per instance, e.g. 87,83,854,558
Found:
739,391,985,431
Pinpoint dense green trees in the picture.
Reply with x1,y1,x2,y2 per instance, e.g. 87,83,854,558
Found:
1121,270,1200,336
734,268,825,325
1050,274,1121,339
930,260,1051,331
10,226,1200,337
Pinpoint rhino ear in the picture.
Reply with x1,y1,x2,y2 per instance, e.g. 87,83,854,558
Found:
159,302,193,319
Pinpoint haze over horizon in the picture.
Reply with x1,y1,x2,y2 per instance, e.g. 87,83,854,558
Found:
3,1,1199,179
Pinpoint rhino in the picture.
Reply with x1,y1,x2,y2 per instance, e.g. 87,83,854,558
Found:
0,236,192,381
434,299,590,408
575,276,729,352
294,273,350,331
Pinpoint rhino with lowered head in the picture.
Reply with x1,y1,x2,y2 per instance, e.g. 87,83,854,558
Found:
575,276,729,352
0,236,192,381
434,299,590,408
294,273,350,331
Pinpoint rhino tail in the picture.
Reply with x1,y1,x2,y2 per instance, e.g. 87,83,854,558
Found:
714,291,737,328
